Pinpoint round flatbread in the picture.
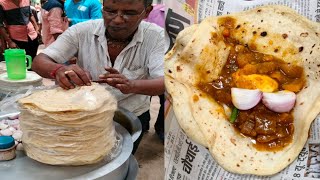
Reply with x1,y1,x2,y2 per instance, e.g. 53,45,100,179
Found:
165,5,320,175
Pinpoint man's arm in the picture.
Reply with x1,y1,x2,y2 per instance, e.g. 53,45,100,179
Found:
33,53,91,89
32,25,91,89
30,14,39,33
0,27,17,48
32,53,64,78
129,77,164,95
0,6,17,48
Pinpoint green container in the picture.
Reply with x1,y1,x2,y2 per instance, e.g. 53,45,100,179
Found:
4,49,32,80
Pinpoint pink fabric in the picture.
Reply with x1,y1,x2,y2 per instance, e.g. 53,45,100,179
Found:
0,0,38,41
144,4,165,28
41,8,69,47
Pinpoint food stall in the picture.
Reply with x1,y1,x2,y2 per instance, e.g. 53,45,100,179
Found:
0,61,141,180
164,0,320,179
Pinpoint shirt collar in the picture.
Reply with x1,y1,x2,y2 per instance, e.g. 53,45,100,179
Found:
93,20,146,44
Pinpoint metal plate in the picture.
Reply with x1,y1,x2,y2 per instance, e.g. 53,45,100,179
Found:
0,123,133,180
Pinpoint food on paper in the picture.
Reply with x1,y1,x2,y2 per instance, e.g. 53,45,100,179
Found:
18,83,117,165
165,5,320,175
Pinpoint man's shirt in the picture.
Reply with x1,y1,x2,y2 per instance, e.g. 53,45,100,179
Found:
64,0,102,26
0,0,37,41
43,19,164,116
41,0,69,47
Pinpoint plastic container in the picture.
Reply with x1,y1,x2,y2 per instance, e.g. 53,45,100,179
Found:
0,136,16,161
4,49,32,80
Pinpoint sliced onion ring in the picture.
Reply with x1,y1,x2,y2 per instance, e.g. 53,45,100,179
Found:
262,90,296,113
231,88,262,110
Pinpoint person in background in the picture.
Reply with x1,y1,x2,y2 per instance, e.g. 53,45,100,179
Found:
64,0,102,26
35,2,41,11
144,3,165,142
41,0,69,47
0,33,5,61
144,3,164,28
31,0,164,154
0,0,39,59
31,5,39,23
37,0,47,44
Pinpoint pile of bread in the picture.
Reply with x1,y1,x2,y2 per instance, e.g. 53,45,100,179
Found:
18,83,117,165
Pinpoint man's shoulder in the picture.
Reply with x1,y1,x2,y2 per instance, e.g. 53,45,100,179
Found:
71,19,104,33
76,19,103,27
140,21,164,34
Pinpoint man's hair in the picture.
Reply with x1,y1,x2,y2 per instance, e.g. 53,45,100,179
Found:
104,0,153,8
143,0,153,7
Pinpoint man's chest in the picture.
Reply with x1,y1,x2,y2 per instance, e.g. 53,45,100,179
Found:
80,44,148,80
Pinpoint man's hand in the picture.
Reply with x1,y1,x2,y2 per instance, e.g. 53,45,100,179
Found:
55,64,92,90
35,25,40,34
96,67,134,94
7,40,18,48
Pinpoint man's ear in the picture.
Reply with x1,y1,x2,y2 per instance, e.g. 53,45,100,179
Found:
145,5,153,18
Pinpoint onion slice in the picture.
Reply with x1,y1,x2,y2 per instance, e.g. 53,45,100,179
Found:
262,91,296,113
231,88,262,110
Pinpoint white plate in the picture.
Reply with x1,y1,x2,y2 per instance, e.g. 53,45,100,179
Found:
0,72,42,83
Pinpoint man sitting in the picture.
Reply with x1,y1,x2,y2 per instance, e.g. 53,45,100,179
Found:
32,0,164,154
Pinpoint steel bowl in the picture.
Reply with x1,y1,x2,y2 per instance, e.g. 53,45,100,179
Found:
114,107,142,143
0,122,136,180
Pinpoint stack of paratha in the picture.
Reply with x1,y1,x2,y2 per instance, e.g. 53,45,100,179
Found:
165,5,320,175
18,83,117,165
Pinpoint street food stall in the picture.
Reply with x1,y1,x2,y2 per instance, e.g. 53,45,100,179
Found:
164,0,320,179
0,61,141,179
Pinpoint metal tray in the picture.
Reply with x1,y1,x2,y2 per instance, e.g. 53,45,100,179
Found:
0,122,134,180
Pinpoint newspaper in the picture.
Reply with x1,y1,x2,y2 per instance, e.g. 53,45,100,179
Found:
164,0,320,52
164,0,320,179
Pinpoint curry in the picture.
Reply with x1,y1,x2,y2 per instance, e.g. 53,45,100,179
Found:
198,17,306,151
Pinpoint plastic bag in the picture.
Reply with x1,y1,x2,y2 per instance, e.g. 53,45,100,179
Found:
0,85,58,113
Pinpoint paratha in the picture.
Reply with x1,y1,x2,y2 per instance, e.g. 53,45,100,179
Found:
18,83,118,165
165,5,320,175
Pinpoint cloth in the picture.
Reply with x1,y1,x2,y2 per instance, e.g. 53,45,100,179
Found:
144,4,165,28
0,0,38,42
41,0,68,47
132,110,150,154
12,36,39,60
64,0,102,26
42,19,164,116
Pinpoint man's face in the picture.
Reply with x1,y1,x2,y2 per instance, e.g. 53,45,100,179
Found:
102,0,149,40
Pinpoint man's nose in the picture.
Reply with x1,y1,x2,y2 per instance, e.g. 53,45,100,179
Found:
112,14,126,23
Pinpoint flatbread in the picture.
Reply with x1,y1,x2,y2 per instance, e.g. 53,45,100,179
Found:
19,83,118,165
165,5,320,175
18,84,110,112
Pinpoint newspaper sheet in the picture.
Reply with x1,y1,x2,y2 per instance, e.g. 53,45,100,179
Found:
164,0,320,179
